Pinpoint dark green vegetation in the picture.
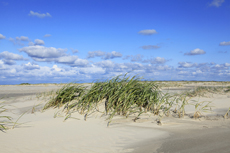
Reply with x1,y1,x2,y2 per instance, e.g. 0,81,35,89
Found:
42,74,230,123
19,83,31,85
43,74,191,121
43,83,87,109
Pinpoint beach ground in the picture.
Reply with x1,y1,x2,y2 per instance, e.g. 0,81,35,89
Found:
0,82,230,153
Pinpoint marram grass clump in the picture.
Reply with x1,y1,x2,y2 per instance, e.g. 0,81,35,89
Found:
66,74,163,120
43,83,87,109
43,73,214,123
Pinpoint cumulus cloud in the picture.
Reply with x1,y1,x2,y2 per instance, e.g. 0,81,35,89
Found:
23,62,40,70
94,60,115,68
19,46,67,59
79,64,105,74
225,63,230,67
153,57,167,64
192,70,203,75
87,51,105,58
28,42,35,46
44,34,51,37
87,51,122,59
0,34,6,39
28,11,52,18
19,46,89,67
56,56,78,64
34,39,45,45
104,51,122,59
2,59,16,65
0,51,27,60
16,36,29,41
52,65,61,71
145,57,167,64
141,45,160,49
9,36,29,46
184,48,206,56
219,41,230,46
71,58,89,67
209,0,225,7
0,60,6,70
178,62,197,68
138,29,157,35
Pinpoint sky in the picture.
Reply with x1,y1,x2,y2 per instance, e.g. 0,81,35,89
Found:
0,0,230,84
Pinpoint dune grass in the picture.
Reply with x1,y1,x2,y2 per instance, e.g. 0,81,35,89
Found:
43,83,87,109
41,73,230,125
67,74,164,120
183,86,228,97
43,73,192,122
0,101,12,132
192,100,213,119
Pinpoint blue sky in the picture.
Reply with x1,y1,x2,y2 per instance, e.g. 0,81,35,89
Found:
0,0,230,84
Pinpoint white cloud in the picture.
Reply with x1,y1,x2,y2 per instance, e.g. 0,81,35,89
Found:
192,70,203,75
178,62,197,68
95,60,115,68
52,65,61,72
24,62,40,70
184,48,206,56
29,11,52,18
34,39,45,45
28,42,35,46
178,71,190,75
9,36,30,46
79,64,105,74
16,36,29,41
141,45,160,49
209,0,225,7
155,65,171,71
225,63,230,67
88,51,122,59
0,34,6,39
87,51,105,58
19,46,89,67
2,59,16,65
154,57,166,64
56,56,78,64
44,34,51,37
219,41,230,46
104,51,122,59
0,60,6,70
19,46,67,59
0,51,27,60
144,57,167,64
72,58,89,67
138,29,157,35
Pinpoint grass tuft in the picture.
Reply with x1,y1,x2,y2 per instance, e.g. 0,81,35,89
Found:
0,101,12,132
43,83,87,110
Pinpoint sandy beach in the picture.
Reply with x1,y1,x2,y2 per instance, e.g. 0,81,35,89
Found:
1,82,230,153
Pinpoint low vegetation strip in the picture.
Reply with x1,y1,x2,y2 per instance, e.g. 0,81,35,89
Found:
42,73,230,125
43,73,193,122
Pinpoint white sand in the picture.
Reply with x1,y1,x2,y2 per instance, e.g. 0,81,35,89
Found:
0,84,230,153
